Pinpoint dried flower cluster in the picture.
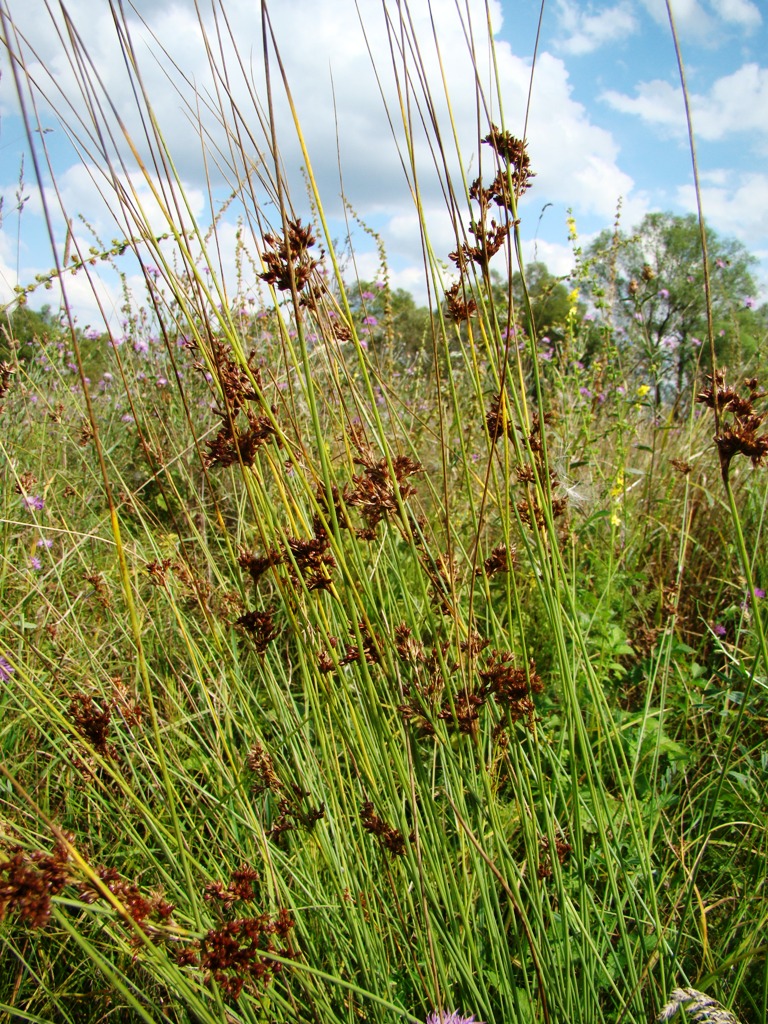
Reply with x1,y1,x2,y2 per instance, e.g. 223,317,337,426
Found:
1,841,172,943
204,864,260,911
346,448,423,540
199,342,281,469
246,743,283,796
259,218,320,293
481,126,536,197
395,628,543,737
449,219,511,274
78,867,175,938
198,340,261,415
0,841,71,928
317,620,383,675
537,834,573,879
444,282,478,323
360,801,414,858
69,692,119,762
479,651,543,725
235,608,279,653
697,371,768,482
485,391,513,443
205,407,280,469
479,543,516,578
176,909,296,1001
267,786,325,840
445,126,533,317
0,360,15,404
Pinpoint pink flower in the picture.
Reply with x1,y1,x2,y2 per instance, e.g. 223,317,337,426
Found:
23,495,44,511
426,1014,484,1024
362,316,378,327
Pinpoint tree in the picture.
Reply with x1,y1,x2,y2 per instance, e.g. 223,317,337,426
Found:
486,263,577,360
585,213,762,406
1,303,57,360
346,280,431,361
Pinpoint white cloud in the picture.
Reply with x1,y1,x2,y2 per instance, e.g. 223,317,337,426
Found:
554,1,637,56
638,0,716,39
639,0,761,37
521,236,578,278
601,78,686,134
676,171,768,249
602,63,768,143
713,0,761,30
697,64,768,140
1,0,645,313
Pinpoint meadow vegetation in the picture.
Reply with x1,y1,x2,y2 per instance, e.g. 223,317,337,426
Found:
1,3,767,1023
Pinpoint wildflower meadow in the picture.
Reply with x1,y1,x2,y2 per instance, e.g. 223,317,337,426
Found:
1,2,766,1023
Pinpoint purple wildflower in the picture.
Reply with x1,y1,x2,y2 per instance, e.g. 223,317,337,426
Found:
691,337,701,347
23,495,44,512
29,556,42,571
361,291,375,301
744,296,756,309
36,538,53,549
658,288,670,299
0,656,14,681
713,623,727,637
753,587,765,600
425,1013,484,1024
579,387,592,399
362,316,378,327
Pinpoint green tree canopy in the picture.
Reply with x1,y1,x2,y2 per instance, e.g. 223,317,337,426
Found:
1,303,57,360
585,212,763,404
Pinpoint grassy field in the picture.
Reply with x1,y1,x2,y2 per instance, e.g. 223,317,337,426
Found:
1,2,767,1022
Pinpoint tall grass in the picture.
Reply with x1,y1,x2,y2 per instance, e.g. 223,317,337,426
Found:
1,2,766,1023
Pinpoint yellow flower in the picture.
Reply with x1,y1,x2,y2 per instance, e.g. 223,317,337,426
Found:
567,216,577,240
636,384,650,398
610,510,621,528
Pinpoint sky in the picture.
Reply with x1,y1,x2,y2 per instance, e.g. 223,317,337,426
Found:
0,0,766,329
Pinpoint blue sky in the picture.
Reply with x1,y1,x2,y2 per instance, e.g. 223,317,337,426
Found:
0,0,766,327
